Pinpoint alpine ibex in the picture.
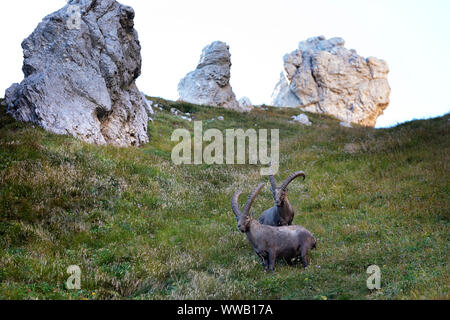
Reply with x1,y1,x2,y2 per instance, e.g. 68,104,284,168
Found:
258,171,306,226
232,183,316,271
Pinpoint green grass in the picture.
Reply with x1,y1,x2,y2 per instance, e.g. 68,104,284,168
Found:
0,97,448,300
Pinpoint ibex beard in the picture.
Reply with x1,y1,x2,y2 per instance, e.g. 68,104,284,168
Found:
171,121,279,176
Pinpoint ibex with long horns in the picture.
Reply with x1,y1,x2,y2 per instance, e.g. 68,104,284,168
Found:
258,171,306,226
232,183,316,271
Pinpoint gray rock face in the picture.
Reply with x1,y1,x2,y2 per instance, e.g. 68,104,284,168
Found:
238,97,253,111
141,92,155,119
291,114,312,126
340,121,352,128
4,0,149,146
271,36,391,127
178,41,242,111
271,72,302,108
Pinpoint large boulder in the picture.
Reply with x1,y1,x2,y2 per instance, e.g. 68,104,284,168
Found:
271,36,391,127
291,114,312,126
178,41,242,111
3,0,149,146
238,97,253,111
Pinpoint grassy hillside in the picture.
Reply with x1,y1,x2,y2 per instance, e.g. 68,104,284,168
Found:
0,97,448,300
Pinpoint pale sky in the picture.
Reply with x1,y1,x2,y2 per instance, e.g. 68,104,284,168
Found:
1,0,449,127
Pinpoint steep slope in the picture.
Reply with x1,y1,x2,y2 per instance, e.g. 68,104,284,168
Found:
0,98,448,299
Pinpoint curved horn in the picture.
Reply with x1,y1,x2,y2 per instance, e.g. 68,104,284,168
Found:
280,171,306,191
269,175,277,199
232,190,243,220
243,183,265,216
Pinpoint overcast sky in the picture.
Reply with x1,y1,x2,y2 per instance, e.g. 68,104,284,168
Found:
1,0,449,127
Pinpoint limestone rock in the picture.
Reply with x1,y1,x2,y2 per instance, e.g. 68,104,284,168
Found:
271,72,303,108
238,97,253,110
178,41,242,111
271,36,391,127
3,0,149,146
141,93,155,118
291,114,312,126
340,121,352,128
170,107,192,122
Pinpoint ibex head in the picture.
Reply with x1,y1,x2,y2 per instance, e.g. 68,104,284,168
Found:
232,183,265,233
270,171,306,207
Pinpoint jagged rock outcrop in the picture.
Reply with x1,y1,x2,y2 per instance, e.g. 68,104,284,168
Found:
141,92,155,119
178,41,243,111
3,0,149,146
271,36,391,127
238,97,253,109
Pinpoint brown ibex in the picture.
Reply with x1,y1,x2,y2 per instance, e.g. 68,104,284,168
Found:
258,171,306,226
232,183,316,271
